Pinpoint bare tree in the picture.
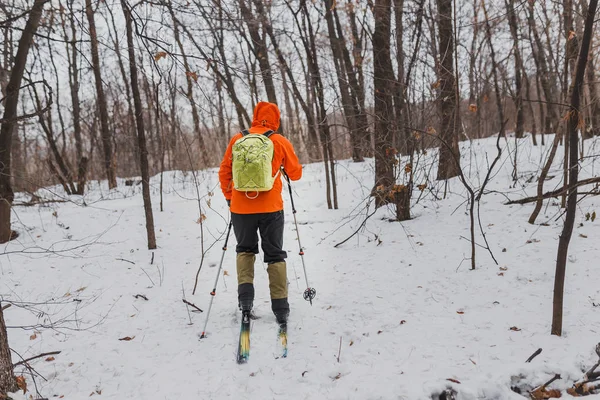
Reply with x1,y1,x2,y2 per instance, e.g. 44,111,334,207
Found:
121,0,157,250
551,0,598,337
506,0,524,139
85,0,117,189
0,303,16,395
0,0,47,244
435,0,460,180
372,0,396,207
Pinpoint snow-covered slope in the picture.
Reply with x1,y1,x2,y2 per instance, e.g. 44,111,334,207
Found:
3,134,600,399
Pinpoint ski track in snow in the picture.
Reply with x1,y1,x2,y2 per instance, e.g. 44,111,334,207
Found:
2,135,600,399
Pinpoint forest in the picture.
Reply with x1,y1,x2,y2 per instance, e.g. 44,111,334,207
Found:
1,0,600,398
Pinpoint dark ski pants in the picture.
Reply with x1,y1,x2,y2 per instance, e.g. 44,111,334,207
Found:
231,211,289,316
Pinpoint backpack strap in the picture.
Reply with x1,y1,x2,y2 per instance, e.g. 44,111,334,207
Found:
241,129,250,136
264,130,275,138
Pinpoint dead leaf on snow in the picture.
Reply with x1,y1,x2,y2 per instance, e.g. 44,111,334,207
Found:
118,336,135,341
447,378,461,384
16,376,27,394
530,387,562,399
509,326,522,331
45,356,55,362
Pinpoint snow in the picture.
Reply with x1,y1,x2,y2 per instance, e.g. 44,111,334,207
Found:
3,134,600,399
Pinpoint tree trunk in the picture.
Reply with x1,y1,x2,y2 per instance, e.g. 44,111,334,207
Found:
435,0,461,180
506,0,524,138
552,0,598,336
66,10,87,194
299,0,337,208
85,0,117,189
240,0,278,105
0,0,47,244
562,0,578,208
122,0,157,250
344,2,372,157
372,0,396,207
324,0,363,162
527,0,560,135
0,304,16,395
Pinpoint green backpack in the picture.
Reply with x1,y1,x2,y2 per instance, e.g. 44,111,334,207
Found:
232,130,279,198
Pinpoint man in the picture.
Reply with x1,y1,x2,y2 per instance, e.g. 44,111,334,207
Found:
218,101,302,326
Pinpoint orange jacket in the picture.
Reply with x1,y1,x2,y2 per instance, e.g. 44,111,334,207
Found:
219,102,302,214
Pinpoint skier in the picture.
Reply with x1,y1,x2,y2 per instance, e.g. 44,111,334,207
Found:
218,101,302,327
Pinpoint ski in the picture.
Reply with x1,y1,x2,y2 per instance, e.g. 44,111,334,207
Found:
237,311,251,364
275,323,288,359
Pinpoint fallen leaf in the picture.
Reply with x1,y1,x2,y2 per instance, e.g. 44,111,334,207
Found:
509,326,521,331
68,362,74,367
500,267,508,271
249,372,255,377
417,184,427,191
29,333,37,340
531,386,562,399
45,356,55,362
592,211,597,222
457,310,465,315
498,272,504,276
349,340,354,346
400,320,407,324
118,336,135,341
377,330,383,334
447,378,461,384
579,233,588,238
327,305,332,310
76,286,87,292
16,376,27,394
223,270,229,276
470,358,477,365
302,371,308,377
333,372,342,380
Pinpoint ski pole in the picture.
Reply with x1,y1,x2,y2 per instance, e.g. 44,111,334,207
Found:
281,168,316,305
200,219,233,338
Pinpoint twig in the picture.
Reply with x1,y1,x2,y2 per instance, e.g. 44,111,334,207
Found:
12,351,62,367
526,348,542,363
506,177,600,205
182,299,203,313
182,283,193,325
116,258,135,265
134,294,148,301
1,303,11,311
540,374,562,389
334,209,377,248
337,336,342,363
151,252,155,265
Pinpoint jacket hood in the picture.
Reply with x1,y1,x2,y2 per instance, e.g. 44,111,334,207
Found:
251,101,280,131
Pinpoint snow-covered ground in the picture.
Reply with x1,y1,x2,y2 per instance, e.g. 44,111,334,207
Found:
3,134,600,399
